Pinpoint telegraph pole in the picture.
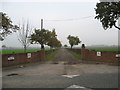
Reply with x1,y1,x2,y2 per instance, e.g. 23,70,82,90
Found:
41,19,43,30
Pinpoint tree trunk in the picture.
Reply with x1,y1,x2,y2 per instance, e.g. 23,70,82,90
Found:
50,46,52,50
41,44,44,49
71,45,73,49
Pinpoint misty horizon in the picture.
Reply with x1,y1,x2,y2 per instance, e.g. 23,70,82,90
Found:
0,1,119,48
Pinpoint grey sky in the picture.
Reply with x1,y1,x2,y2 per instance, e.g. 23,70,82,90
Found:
0,1,118,48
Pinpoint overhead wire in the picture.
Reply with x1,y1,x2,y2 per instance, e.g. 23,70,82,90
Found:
44,15,94,22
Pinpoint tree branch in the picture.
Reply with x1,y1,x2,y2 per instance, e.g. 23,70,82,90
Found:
114,23,120,30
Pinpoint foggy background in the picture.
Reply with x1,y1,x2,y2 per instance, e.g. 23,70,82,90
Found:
0,1,118,48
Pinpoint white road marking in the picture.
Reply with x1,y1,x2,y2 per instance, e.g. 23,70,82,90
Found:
67,85,86,88
62,74,79,78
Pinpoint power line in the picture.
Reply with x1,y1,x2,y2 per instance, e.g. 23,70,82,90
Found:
44,15,94,22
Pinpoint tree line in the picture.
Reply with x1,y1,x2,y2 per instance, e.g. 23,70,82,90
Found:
0,12,81,52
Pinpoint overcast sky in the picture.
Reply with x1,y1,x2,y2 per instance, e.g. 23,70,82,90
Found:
0,0,119,48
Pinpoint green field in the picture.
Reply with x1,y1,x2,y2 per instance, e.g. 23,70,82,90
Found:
1,48,50,54
86,46,119,51
1,46,119,54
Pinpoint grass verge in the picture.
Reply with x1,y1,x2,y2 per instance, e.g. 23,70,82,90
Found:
69,50,82,59
45,50,58,61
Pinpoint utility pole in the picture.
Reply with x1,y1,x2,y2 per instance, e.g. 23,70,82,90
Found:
41,19,43,30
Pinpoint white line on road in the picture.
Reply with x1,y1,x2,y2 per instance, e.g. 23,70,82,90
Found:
66,85,92,90
67,85,86,88
62,74,79,78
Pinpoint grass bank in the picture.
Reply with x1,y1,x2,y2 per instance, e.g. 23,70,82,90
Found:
45,50,58,61
69,50,82,59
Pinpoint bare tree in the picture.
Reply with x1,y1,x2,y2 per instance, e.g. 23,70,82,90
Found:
16,20,32,52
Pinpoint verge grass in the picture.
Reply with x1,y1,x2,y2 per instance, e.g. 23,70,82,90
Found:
45,50,58,61
69,50,82,59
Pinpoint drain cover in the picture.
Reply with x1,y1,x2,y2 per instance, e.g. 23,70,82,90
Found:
7,73,19,76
